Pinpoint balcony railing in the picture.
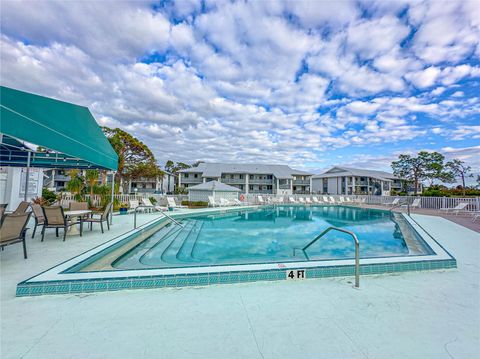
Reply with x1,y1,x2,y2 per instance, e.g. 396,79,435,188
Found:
293,180,310,185
181,177,202,184
278,184,290,189
250,190,274,194
249,178,273,184
221,178,246,184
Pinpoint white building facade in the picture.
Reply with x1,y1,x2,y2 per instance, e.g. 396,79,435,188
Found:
179,163,312,195
312,167,422,196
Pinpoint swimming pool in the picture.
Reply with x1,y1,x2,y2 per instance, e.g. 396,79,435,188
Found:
113,206,432,270
16,205,456,296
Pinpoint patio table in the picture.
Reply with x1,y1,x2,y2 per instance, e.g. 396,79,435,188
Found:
64,210,92,236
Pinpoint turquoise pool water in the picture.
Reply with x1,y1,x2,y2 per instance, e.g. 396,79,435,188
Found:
113,206,433,269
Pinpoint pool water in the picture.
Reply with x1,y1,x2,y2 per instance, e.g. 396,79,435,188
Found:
113,206,433,270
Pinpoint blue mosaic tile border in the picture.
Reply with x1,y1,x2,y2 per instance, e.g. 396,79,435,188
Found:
16,258,457,297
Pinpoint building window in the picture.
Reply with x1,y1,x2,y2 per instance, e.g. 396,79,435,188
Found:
249,185,253,190
184,174,189,178
194,174,198,178
250,175,254,180
239,174,243,179
231,174,234,179
322,178,328,193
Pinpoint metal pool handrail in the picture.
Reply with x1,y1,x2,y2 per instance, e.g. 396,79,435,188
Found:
134,206,184,229
294,226,360,288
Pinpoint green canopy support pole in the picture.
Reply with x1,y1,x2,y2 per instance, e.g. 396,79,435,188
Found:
24,151,31,201
110,171,115,225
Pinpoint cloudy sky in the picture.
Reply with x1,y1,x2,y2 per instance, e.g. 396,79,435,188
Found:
1,0,479,177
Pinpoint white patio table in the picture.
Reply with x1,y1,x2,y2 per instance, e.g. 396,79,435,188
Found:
64,210,92,236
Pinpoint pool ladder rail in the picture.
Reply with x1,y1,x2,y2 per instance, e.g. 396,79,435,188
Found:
293,227,360,288
134,205,184,229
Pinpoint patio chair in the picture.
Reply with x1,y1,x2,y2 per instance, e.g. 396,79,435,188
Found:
31,204,45,238
298,197,306,204
289,196,297,203
345,197,352,203
232,198,243,206
13,201,30,214
277,197,284,204
323,196,329,203
312,196,320,204
439,202,469,215
166,197,187,209
81,203,112,234
0,213,31,259
257,196,265,205
329,196,337,204
339,197,346,203
305,197,313,204
69,201,90,219
41,206,81,242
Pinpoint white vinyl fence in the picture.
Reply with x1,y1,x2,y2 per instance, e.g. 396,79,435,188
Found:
241,194,480,212
58,193,188,208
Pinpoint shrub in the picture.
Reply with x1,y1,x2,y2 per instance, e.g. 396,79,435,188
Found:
41,188,58,205
182,201,208,207
149,196,157,205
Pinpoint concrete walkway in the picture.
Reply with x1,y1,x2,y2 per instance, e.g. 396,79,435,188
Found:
1,212,479,359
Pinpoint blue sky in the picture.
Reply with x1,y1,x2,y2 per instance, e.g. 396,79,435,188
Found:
1,0,479,179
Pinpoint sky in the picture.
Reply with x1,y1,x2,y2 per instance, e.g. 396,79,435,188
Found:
1,0,479,180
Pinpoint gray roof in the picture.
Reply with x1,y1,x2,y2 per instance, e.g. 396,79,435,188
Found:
313,166,397,182
187,180,241,192
179,162,312,179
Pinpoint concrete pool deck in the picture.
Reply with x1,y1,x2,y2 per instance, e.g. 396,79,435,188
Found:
1,210,479,358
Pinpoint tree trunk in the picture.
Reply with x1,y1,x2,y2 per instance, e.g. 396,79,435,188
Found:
462,173,466,196
414,176,418,195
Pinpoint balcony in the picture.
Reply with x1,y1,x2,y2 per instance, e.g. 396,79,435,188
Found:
250,189,274,194
181,177,202,184
278,184,290,189
221,178,246,184
249,178,273,184
293,180,310,185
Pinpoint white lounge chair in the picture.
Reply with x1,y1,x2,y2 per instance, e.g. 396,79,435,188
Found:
208,196,220,207
277,197,284,204
141,197,167,212
312,196,320,204
257,196,265,205
305,197,313,204
329,196,337,204
298,197,306,204
219,198,233,207
289,196,297,203
232,198,243,206
402,198,420,210
322,196,329,204
167,197,187,209
472,212,480,222
439,202,469,215
385,198,400,206
339,197,345,203
129,200,145,213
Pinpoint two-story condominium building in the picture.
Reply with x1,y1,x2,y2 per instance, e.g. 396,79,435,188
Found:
179,163,313,195
312,167,422,196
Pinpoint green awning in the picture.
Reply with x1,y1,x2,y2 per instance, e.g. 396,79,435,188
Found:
0,86,118,170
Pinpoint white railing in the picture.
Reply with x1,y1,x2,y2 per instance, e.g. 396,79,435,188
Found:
241,194,480,212
57,193,188,208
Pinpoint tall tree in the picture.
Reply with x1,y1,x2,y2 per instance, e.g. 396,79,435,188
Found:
391,151,448,195
445,159,472,196
85,169,99,198
102,127,163,192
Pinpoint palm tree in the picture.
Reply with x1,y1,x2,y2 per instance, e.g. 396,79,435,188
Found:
85,170,99,197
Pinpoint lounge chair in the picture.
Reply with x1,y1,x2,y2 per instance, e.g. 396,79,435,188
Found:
289,196,297,203
305,197,313,204
81,203,112,234
167,197,187,209
298,197,306,204
472,212,480,223
385,198,400,207
208,196,219,207
31,204,45,238
219,198,234,207
276,197,284,204
232,198,243,206
257,196,265,205
339,197,346,203
329,196,337,204
345,197,353,203
41,206,81,241
13,201,30,214
0,213,31,258
439,202,469,215
322,196,329,204
312,196,320,204
402,198,421,210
